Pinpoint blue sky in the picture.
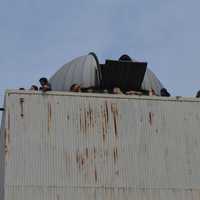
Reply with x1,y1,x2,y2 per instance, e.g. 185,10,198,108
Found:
0,0,200,106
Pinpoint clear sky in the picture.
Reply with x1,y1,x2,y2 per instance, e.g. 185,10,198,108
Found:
0,0,200,106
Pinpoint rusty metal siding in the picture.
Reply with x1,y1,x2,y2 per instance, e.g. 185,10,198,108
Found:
2,91,200,199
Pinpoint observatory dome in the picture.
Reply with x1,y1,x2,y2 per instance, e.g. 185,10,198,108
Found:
50,53,164,95
50,53,99,91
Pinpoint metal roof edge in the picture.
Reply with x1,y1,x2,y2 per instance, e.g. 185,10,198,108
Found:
4,89,200,103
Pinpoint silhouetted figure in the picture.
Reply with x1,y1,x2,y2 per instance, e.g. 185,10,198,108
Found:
118,54,132,61
160,88,171,97
30,85,38,91
196,90,200,98
39,77,52,92
70,84,81,92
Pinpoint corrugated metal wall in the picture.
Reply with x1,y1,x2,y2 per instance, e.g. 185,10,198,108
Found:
2,91,200,200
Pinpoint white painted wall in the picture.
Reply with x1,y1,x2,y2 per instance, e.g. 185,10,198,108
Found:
1,91,200,200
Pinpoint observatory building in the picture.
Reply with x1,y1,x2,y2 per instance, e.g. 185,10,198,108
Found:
1,54,200,200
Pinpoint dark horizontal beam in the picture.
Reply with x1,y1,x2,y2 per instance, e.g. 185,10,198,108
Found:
0,108,4,111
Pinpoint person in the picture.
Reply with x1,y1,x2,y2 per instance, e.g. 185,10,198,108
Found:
70,84,81,92
126,90,142,95
30,85,38,91
39,77,52,92
113,87,123,94
160,88,171,97
149,88,156,96
118,54,132,61
82,87,94,93
196,90,200,98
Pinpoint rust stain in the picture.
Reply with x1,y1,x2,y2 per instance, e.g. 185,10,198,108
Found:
76,150,81,168
79,105,95,135
85,148,89,159
101,102,110,142
5,110,11,159
115,170,119,176
105,101,109,124
75,147,101,171
48,103,52,133
113,117,118,137
111,103,119,137
101,107,106,142
104,149,109,158
113,147,118,164
79,108,85,134
8,110,10,131
102,132,106,142
148,112,154,126
87,104,93,127
76,150,86,169
7,130,10,147
155,129,158,134
94,167,98,183
20,98,24,118
81,156,85,166
79,102,110,140
76,150,79,164
5,129,10,159
93,147,96,159
84,108,87,132
65,152,71,174
4,129,8,157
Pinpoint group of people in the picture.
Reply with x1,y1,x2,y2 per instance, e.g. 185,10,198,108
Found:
20,77,52,92
24,78,200,98
70,83,171,97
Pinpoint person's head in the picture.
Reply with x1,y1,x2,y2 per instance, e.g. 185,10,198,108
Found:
70,84,81,92
196,90,200,98
160,88,170,97
113,87,123,94
39,77,48,86
118,54,132,61
149,88,156,96
30,85,38,91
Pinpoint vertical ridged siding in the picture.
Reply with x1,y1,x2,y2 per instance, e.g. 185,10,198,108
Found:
2,91,200,199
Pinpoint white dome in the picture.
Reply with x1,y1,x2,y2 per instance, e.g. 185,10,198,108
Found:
141,68,164,95
50,53,164,95
50,54,99,91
